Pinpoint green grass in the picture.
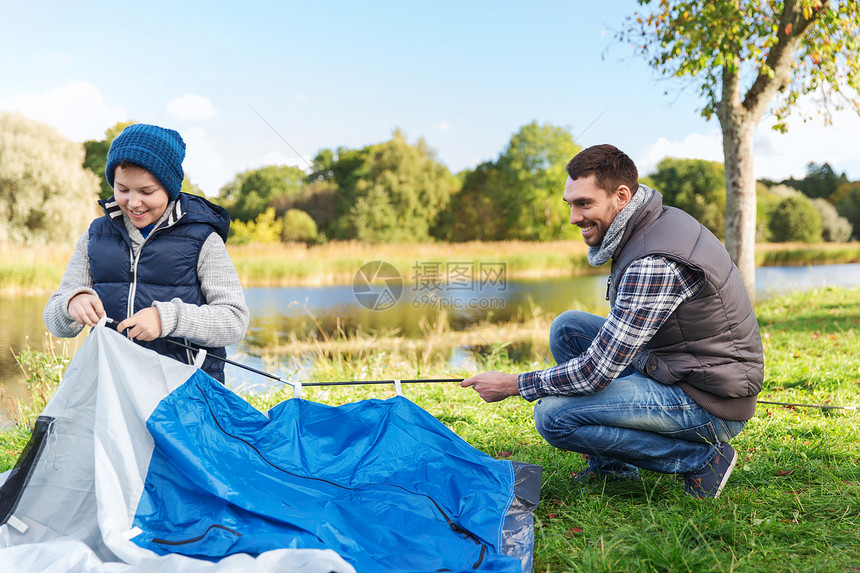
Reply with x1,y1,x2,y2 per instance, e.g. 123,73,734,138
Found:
3,287,860,571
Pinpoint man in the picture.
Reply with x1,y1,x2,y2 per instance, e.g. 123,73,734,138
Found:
461,144,763,498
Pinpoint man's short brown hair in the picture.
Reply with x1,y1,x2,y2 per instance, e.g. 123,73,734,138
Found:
566,144,639,195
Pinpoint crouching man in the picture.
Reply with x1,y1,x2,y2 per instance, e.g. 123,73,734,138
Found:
461,144,763,498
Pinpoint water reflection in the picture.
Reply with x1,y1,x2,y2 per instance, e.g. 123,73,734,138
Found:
242,263,860,347
242,274,611,347
2,264,860,406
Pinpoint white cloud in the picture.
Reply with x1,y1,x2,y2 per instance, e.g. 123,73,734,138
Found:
0,81,126,141
754,100,860,180
167,94,216,121
262,151,290,165
261,151,312,170
636,130,723,176
181,126,233,197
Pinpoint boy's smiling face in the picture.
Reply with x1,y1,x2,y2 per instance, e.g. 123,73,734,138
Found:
113,164,170,229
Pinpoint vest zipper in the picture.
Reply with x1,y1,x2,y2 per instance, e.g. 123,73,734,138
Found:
127,232,151,320
125,207,184,320
605,276,611,301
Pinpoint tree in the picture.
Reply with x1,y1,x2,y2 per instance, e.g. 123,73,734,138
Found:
219,165,306,222
310,130,456,242
648,158,726,239
769,194,822,242
444,162,508,241
305,146,373,239
270,180,340,236
494,123,582,241
444,122,581,241
0,112,100,244
622,0,860,300
781,162,848,200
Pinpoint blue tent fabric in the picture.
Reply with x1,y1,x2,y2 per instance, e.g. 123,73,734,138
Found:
133,371,528,571
0,324,541,572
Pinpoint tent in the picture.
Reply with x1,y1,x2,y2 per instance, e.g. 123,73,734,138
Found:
0,323,541,572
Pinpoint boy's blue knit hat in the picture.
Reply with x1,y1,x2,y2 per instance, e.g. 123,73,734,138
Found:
105,124,186,201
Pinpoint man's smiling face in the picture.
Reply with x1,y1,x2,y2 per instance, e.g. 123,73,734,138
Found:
563,174,631,247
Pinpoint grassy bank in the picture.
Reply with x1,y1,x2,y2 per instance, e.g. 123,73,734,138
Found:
2,241,858,294
3,287,859,571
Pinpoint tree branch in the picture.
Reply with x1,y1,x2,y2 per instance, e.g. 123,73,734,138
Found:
743,0,828,119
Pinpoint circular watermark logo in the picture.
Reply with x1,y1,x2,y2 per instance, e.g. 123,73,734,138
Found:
352,261,403,311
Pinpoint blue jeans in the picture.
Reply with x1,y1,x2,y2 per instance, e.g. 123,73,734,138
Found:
533,310,746,475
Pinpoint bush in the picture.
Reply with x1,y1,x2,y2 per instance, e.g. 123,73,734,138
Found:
769,195,822,242
834,182,860,239
281,209,318,243
228,208,283,245
811,198,852,242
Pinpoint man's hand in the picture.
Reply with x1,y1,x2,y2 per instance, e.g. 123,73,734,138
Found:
117,307,162,341
68,293,106,327
460,371,520,403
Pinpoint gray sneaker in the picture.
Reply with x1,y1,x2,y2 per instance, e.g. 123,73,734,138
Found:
683,442,738,499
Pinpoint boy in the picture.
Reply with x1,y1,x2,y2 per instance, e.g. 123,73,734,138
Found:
44,123,249,383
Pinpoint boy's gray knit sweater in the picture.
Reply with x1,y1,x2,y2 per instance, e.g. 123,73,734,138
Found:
43,204,249,348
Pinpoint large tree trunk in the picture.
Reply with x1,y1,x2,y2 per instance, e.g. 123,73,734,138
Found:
720,116,758,303
714,0,821,304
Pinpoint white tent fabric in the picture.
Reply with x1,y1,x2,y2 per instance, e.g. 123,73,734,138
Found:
0,324,354,573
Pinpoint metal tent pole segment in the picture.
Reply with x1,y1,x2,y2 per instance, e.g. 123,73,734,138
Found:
158,336,859,408
152,331,464,389
301,378,464,387
103,319,856,410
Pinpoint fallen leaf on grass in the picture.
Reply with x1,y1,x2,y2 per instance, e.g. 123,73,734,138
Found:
776,470,793,476
496,451,512,459
566,527,583,536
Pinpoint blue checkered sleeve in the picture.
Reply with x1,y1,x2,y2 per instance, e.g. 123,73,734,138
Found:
517,256,704,401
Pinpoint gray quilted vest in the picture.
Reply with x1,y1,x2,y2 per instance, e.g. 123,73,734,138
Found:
608,191,764,421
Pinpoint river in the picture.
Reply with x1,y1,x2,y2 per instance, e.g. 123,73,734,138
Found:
2,263,859,421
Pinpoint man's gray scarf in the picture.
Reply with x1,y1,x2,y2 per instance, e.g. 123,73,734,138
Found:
587,184,654,267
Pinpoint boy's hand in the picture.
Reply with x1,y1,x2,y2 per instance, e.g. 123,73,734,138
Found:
68,293,106,326
117,308,162,341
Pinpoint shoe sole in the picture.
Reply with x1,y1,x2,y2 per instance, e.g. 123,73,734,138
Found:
713,446,738,499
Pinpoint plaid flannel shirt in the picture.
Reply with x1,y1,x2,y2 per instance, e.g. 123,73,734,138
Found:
517,256,704,402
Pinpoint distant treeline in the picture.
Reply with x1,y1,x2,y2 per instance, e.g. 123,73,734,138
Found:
2,111,858,246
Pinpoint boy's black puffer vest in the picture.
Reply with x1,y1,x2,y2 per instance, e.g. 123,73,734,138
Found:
88,193,230,383
608,191,764,421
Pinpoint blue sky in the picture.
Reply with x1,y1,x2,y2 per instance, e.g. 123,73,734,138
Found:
2,1,859,196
